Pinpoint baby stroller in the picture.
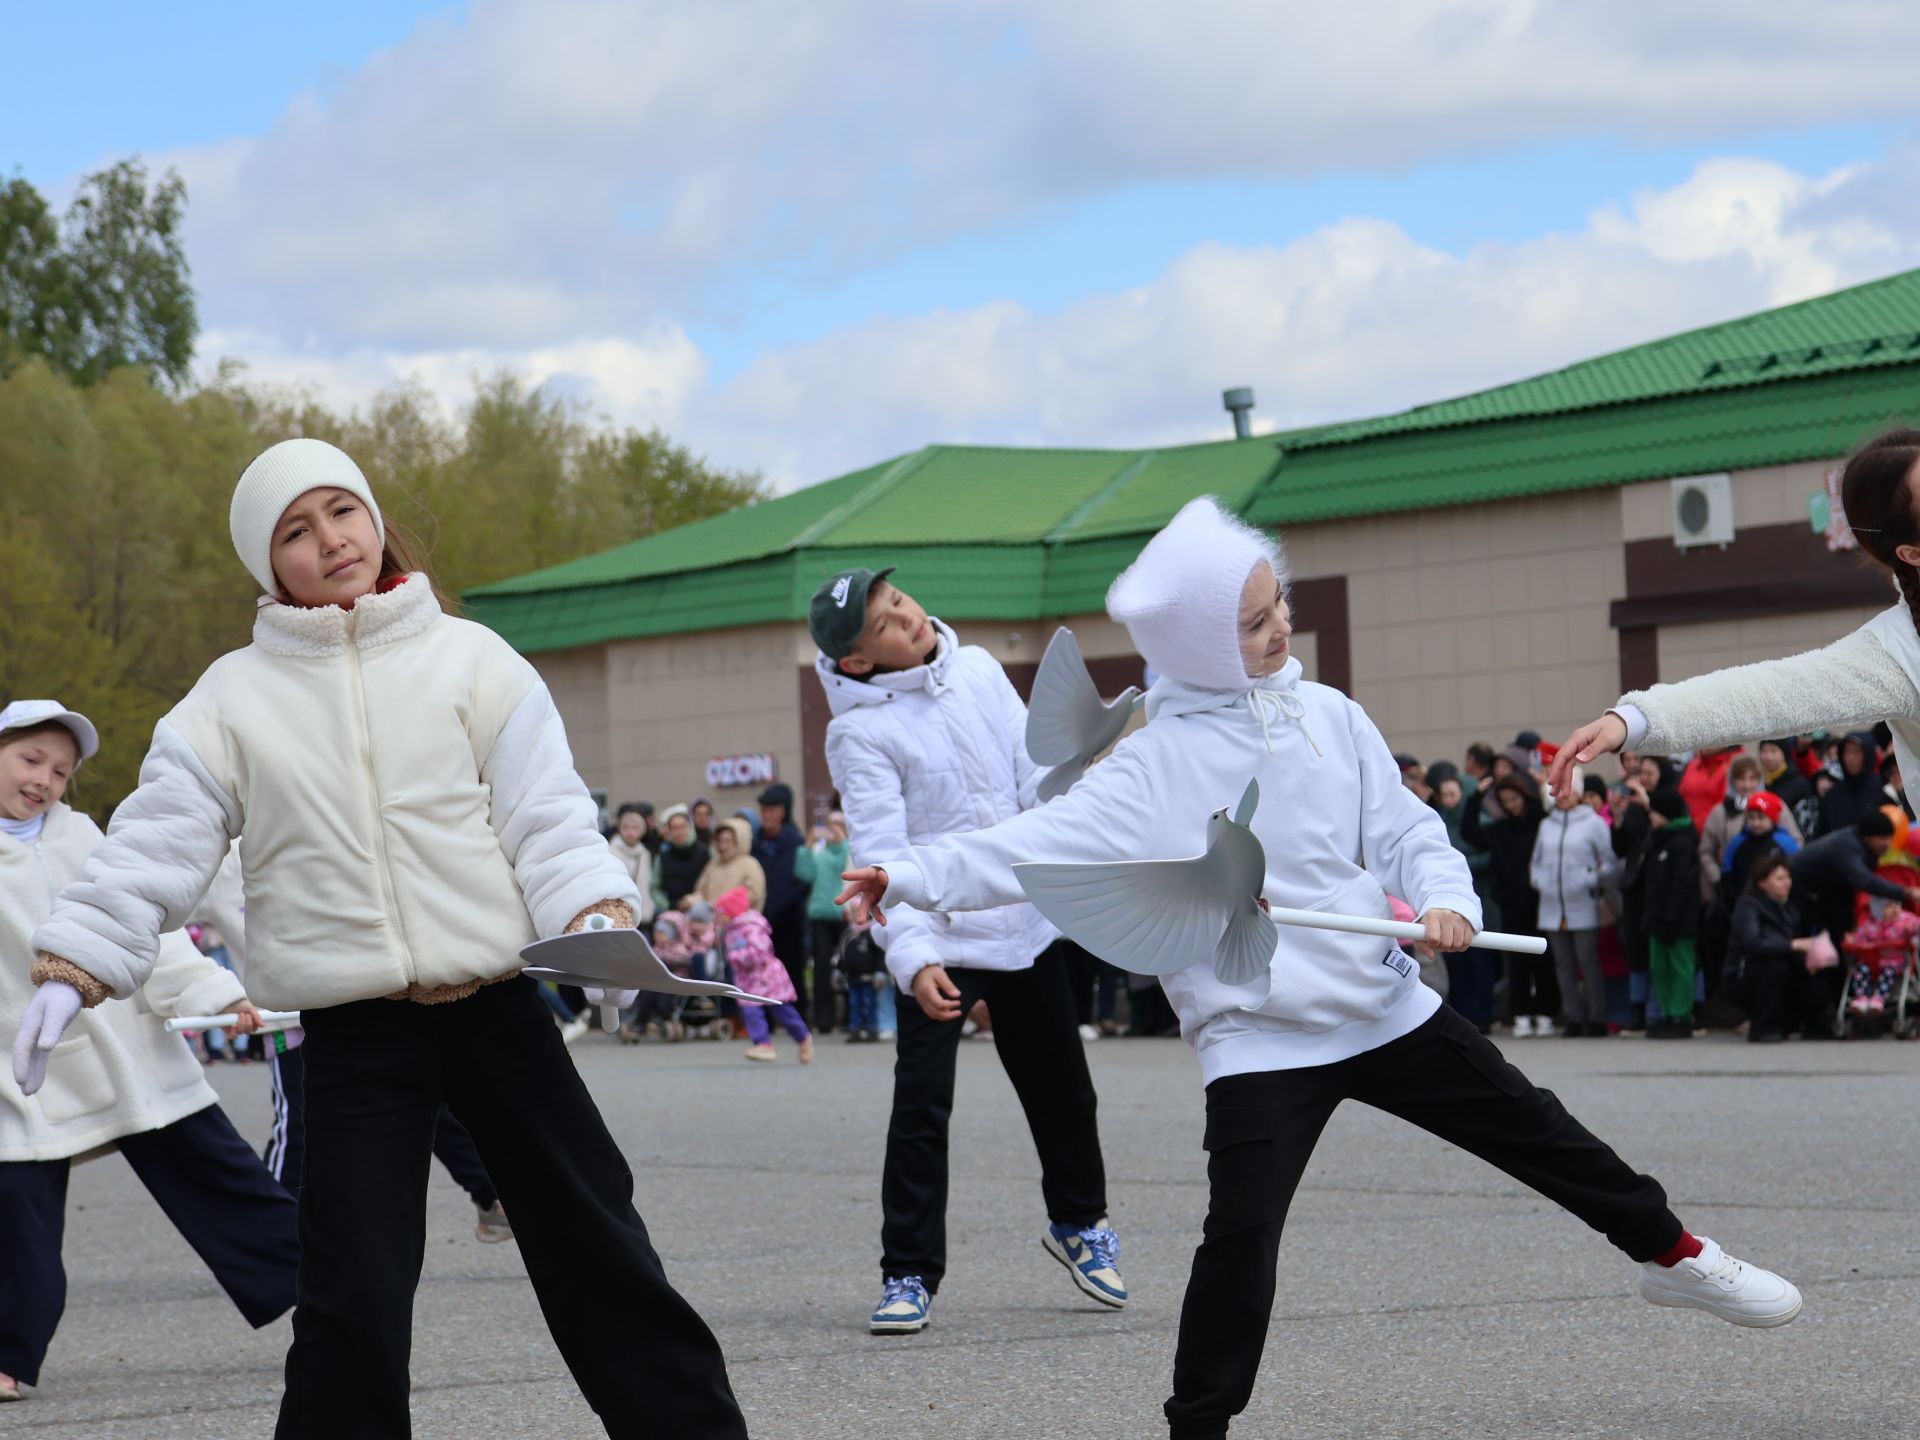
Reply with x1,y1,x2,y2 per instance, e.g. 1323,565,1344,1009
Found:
1838,865,1920,1040
622,910,729,1043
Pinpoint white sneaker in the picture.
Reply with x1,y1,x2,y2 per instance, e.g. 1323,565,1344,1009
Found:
1638,1237,1802,1328
1512,1015,1534,1038
559,1016,590,1046
1078,1023,1100,1042
1534,1016,1558,1038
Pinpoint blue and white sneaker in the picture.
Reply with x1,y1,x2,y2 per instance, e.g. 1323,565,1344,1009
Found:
1043,1219,1128,1308
870,1275,933,1334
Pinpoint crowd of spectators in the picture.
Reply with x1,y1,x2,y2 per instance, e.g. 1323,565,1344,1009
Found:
1398,726,1919,1043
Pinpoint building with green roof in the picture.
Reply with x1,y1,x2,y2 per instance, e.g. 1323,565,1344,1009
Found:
468,267,1920,823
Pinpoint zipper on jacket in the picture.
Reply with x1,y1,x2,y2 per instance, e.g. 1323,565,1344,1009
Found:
1556,816,1568,931
345,613,416,985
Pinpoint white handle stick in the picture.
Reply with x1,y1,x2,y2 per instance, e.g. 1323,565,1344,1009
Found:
1265,906,1548,955
583,913,622,1033
165,1010,302,1033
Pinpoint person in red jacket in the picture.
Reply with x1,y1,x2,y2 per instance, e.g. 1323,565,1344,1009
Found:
1677,746,1740,831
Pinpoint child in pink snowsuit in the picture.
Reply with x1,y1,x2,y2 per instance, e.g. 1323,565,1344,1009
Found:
716,887,813,1063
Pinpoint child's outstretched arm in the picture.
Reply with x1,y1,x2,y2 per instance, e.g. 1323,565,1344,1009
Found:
480,674,643,936
837,736,1160,927
1346,700,1483,940
32,719,241,1005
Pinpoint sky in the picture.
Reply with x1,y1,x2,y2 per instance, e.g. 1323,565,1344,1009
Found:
12,1,1920,491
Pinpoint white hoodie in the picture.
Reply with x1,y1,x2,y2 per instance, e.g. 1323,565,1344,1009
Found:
820,618,1056,990
877,657,1482,1081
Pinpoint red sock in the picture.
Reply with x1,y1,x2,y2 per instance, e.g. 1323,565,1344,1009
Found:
1653,1232,1704,1268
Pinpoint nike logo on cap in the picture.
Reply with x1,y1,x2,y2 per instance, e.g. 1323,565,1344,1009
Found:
832,576,852,606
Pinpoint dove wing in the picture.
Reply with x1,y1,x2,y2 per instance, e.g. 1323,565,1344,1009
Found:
1013,853,1239,977
518,928,782,1003
1035,757,1089,805
1026,628,1118,768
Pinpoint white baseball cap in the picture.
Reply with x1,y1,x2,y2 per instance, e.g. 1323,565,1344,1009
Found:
0,700,100,763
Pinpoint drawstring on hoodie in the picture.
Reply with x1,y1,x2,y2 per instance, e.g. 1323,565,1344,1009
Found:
1248,688,1322,758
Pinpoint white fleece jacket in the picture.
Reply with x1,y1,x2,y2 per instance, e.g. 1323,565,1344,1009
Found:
34,577,639,1012
820,619,1057,991
3,804,242,1162
1614,605,1917,757
877,657,1482,1080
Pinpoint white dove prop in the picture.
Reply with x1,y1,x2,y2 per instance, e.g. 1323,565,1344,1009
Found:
1013,778,1548,984
1015,779,1278,985
518,920,786,1018
1025,626,1143,802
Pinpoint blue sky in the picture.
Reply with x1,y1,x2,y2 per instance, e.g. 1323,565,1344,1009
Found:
11,3,1920,485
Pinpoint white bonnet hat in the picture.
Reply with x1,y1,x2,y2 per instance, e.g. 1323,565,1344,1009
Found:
1106,496,1288,692
230,438,385,596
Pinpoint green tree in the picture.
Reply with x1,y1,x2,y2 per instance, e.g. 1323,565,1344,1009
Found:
0,160,196,388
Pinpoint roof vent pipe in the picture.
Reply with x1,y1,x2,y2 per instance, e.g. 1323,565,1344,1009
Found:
1222,387,1255,440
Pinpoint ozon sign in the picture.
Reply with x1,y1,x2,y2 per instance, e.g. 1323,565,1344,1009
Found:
705,753,777,788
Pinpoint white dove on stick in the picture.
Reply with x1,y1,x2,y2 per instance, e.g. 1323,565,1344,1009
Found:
1014,778,1277,986
1025,627,1143,802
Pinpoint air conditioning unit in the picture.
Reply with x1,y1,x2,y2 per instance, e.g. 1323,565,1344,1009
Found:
1671,473,1734,550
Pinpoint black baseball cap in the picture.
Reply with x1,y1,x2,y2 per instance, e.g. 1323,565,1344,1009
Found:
809,566,896,660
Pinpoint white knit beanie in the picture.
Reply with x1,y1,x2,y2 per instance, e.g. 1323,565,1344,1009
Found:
1106,496,1287,692
229,438,385,596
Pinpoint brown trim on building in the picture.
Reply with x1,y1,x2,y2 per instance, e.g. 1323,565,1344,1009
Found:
798,663,836,823
1610,519,1887,630
1290,575,1351,695
1618,625,1658,694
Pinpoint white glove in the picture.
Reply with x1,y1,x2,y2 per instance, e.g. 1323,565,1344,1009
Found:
13,981,84,1096
583,987,640,1010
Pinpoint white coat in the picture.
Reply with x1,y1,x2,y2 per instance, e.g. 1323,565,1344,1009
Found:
820,619,1056,991
3,804,242,1162
1527,805,1618,932
877,658,1483,1080
34,577,640,1012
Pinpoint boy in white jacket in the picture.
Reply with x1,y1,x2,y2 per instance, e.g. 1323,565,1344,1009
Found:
0,701,298,1402
840,499,1802,1439
13,441,745,1439
1528,771,1620,1036
812,565,1123,1335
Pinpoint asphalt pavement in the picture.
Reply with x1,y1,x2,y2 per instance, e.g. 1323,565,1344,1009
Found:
8,1024,1917,1439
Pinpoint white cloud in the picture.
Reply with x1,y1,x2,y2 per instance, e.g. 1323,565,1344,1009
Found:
692,148,1920,486
155,0,1920,361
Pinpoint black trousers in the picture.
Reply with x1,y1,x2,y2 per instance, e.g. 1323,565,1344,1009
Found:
770,906,810,1021
809,918,847,1030
0,1104,299,1386
276,976,744,1440
1164,1005,1683,1439
881,943,1107,1291
266,1042,498,1208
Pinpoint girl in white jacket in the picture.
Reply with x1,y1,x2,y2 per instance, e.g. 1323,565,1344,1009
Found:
11,441,746,1439
0,701,298,1403
840,498,1802,1440
1528,770,1620,1036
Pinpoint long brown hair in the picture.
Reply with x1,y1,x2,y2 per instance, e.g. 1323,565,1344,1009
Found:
1840,426,1920,632
377,516,460,615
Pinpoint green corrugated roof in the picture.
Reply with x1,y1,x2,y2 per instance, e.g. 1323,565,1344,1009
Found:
469,266,1920,654
1292,266,1920,448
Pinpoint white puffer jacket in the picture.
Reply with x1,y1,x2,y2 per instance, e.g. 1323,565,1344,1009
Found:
3,805,242,1161
34,577,640,1013
820,619,1056,990
1528,805,1618,932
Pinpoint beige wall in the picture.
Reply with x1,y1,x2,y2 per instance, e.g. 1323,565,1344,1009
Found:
1284,486,1625,773
533,622,808,817
1654,606,1882,685
532,454,1861,810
